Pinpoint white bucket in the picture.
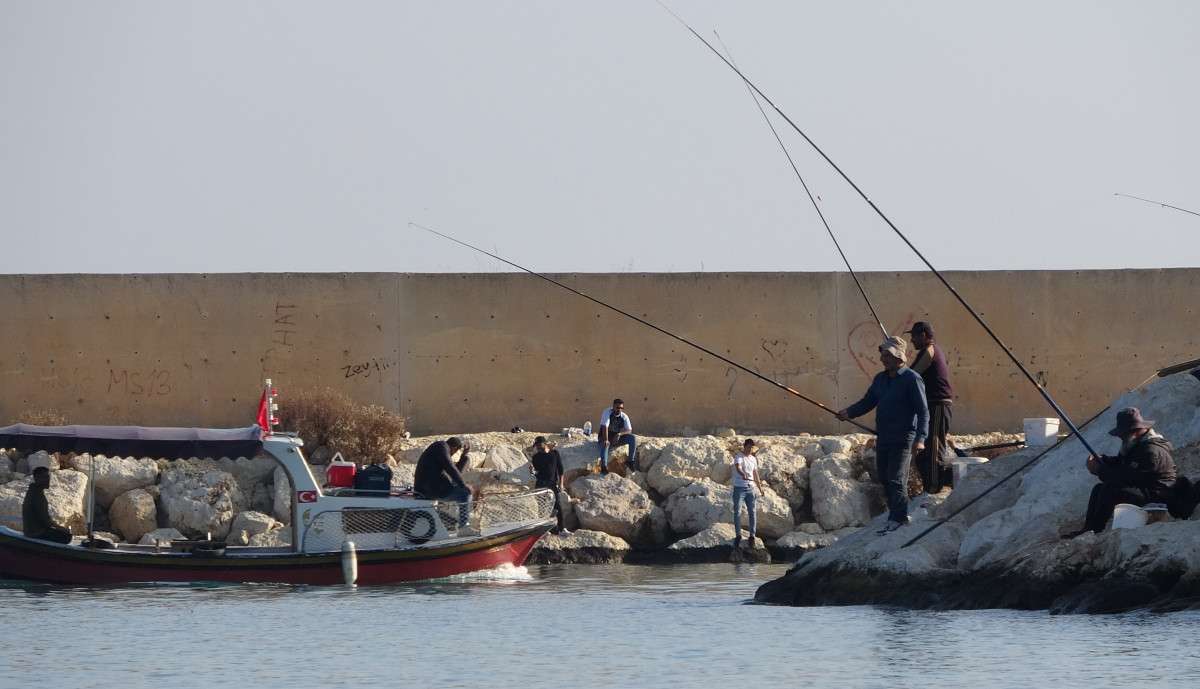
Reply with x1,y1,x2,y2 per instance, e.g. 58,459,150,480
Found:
1024,418,1061,447
1111,503,1149,530
951,456,989,485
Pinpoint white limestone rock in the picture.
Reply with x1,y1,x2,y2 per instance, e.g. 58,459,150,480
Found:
818,437,854,456
529,528,630,564
248,525,292,547
756,444,809,511
138,527,185,546
272,466,292,524
662,479,793,539
567,473,653,541
0,470,89,534
227,510,279,545
69,455,160,509
809,453,878,531
158,468,242,539
668,522,764,550
25,450,58,473
481,445,530,474
774,530,838,551
109,488,158,543
645,436,730,496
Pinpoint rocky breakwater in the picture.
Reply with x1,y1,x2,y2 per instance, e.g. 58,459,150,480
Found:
395,430,1013,564
756,374,1200,613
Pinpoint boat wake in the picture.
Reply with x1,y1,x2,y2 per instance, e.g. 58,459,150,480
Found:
429,563,533,584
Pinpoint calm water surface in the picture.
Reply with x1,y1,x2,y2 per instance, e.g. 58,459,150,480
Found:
1,563,1195,689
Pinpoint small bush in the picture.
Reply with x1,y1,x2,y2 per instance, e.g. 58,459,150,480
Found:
13,409,69,426
278,388,406,463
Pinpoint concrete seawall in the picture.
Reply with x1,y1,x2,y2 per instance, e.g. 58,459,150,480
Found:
2,269,1197,434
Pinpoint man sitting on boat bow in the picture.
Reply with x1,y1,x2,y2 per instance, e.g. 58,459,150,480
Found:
23,467,72,544
414,437,475,534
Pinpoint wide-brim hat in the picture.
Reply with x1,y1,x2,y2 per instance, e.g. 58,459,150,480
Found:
1108,407,1154,437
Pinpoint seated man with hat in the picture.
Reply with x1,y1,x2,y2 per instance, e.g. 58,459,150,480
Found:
1077,407,1177,534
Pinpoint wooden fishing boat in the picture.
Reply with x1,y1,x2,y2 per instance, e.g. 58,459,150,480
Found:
0,423,555,586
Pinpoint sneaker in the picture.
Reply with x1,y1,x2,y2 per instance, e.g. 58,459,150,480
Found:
559,529,573,536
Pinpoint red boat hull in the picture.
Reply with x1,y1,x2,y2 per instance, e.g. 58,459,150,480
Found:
0,525,550,586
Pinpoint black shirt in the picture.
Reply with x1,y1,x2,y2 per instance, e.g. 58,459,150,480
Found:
22,483,55,537
531,450,564,488
912,344,955,402
414,441,468,498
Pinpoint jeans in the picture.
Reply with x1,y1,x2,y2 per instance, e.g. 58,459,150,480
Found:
731,485,757,541
876,437,915,523
442,484,472,529
599,434,638,472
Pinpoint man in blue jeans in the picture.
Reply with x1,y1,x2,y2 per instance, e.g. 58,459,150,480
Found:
598,398,638,474
837,336,929,535
731,438,764,548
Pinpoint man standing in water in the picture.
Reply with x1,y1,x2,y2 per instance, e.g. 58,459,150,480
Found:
837,336,929,534
598,398,638,474
907,321,955,493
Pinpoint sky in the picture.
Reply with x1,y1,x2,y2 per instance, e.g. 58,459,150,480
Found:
1,1,1197,274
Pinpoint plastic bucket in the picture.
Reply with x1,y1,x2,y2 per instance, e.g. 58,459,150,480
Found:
1024,418,1061,447
1111,503,1149,530
951,456,989,484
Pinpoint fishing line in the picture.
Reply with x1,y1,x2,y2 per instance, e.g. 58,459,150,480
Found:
1114,192,1200,219
659,3,1101,458
713,29,887,340
412,221,875,433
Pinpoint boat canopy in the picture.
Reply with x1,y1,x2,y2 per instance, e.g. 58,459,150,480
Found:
0,424,264,460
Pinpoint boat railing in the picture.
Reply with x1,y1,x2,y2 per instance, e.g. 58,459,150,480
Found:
299,488,556,553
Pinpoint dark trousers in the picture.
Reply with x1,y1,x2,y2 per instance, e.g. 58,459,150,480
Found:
27,527,72,544
877,438,915,523
539,483,565,531
1084,482,1153,533
915,401,953,492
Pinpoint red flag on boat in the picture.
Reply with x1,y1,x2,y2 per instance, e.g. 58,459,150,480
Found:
256,389,270,434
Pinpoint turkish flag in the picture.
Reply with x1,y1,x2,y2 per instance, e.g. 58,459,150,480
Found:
256,389,270,434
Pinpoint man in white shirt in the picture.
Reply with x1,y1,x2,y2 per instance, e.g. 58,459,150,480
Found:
731,438,764,549
598,398,639,474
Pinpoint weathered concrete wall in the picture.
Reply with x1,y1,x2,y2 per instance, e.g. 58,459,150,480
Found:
2,270,1196,435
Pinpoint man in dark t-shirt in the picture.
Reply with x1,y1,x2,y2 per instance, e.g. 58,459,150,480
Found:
414,437,473,531
23,467,72,543
530,436,568,534
907,321,956,493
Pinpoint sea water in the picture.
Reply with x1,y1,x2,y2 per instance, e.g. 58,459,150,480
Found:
1,563,1196,689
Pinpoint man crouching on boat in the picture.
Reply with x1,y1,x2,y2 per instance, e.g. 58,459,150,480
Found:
836,336,929,535
415,437,476,535
23,467,72,544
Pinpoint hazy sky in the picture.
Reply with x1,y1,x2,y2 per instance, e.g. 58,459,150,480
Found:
2,1,1197,274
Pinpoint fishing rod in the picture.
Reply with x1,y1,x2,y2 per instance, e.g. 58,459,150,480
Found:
901,357,1188,548
658,5,1102,458
1114,193,1200,219
412,222,875,433
713,30,887,340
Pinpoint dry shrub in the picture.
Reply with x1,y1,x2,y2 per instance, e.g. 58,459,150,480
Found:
278,388,407,463
13,409,69,426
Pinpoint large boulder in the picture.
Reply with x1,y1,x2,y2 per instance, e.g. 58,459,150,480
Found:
663,479,793,538
567,473,653,542
755,444,809,512
809,453,879,530
249,525,292,547
70,455,159,509
272,466,292,524
109,488,158,543
527,529,630,564
228,511,279,545
21,450,58,473
161,456,276,511
645,437,729,496
158,468,242,539
0,470,89,534
481,445,529,474
138,527,185,546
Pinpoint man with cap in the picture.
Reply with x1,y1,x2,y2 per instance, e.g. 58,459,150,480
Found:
907,321,955,493
837,336,930,534
1075,407,1176,534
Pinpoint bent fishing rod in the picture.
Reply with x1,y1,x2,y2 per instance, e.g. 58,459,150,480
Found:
412,222,875,434
1114,193,1200,219
713,30,887,340
659,5,1101,458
